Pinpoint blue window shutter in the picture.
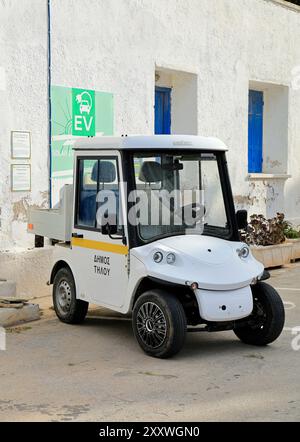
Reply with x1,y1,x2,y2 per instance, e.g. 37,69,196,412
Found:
155,87,171,134
248,90,263,173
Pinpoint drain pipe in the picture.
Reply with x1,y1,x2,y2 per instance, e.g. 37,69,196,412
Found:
47,0,52,208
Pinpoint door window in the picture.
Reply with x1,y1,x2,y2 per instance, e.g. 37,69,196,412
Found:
75,157,120,230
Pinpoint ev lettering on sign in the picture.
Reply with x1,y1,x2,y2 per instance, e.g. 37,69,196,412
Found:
72,88,96,136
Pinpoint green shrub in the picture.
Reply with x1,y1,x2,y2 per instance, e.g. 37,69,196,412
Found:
284,224,300,239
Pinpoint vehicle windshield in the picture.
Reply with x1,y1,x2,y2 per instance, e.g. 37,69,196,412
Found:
131,151,230,242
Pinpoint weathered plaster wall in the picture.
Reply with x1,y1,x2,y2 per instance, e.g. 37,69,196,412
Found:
0,0,300,260
0,0,49,250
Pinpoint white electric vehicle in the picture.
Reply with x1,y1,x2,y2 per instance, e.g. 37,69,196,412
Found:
28,135,285,358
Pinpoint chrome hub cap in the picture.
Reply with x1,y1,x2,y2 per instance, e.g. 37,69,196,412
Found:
136,302,167,348
57,280,72,314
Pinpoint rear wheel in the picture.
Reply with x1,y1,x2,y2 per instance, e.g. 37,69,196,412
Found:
53,267,89,324
132,290,187,358
234,282,285,346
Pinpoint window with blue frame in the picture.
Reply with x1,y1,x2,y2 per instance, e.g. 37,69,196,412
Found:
248,90,264,173
155,87,171,135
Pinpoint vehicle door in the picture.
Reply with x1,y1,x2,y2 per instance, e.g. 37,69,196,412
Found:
71,151,129,308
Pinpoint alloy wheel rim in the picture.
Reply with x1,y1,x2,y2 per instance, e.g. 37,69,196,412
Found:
136,302,167,349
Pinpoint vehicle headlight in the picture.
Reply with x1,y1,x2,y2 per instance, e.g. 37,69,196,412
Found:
237,245,250,259
153,251,163,263
166,253,176,265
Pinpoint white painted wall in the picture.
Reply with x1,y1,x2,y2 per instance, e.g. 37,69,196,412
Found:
1,0,300,259
264,85,289,175
0,0,49,251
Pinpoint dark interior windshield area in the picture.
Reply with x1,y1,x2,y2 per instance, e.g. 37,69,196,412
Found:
132,151,231,242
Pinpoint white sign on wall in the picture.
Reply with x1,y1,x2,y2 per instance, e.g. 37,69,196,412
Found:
11,164,31,192
11,131,31,159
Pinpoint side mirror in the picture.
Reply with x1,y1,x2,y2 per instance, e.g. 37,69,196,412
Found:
236,210,248,230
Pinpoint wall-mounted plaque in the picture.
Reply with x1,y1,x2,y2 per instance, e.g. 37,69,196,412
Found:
11,131,31,159
11,164,31,192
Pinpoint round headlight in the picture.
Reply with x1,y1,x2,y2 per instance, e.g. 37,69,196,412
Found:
153,251,163,263
166,253,176,265
238,246,250,259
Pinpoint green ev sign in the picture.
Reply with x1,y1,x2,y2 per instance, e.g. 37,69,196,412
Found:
72,88,96,136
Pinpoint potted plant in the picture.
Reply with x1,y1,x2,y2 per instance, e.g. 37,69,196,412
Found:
284,223,300,262
240,213,293,268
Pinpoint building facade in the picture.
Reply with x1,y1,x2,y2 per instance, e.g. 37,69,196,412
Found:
0,0,300,254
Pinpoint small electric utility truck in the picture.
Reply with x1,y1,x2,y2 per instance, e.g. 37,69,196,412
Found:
28,135,285,358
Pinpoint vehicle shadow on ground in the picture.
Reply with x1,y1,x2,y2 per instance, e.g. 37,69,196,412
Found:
183,333,258,357
83,315,132,335
82,315,271,360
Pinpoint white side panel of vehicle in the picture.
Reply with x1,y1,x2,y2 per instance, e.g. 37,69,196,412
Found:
71,236,129,308
195,286,253,322
122,254,148,313
51,244,79,287
51,243,130,312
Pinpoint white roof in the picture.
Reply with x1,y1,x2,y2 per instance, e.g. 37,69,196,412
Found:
73,135,228,151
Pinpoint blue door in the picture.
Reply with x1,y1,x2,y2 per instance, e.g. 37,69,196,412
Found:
155,87,171,134
248,90,264,173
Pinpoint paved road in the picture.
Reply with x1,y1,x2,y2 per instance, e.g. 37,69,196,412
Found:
0,264,299,422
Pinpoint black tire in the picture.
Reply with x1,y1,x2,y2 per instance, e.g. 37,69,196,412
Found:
53,267,89,324
132,290,187,358
234,282,285,346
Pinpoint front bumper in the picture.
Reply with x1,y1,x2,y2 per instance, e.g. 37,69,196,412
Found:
195,286,253,322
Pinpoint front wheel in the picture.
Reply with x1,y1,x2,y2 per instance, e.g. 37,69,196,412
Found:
234,282,285,346
132,290,187,358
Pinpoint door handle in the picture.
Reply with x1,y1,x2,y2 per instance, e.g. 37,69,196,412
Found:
72,233,84,239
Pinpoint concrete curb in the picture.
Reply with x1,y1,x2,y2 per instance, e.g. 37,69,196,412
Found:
0,304,40,327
